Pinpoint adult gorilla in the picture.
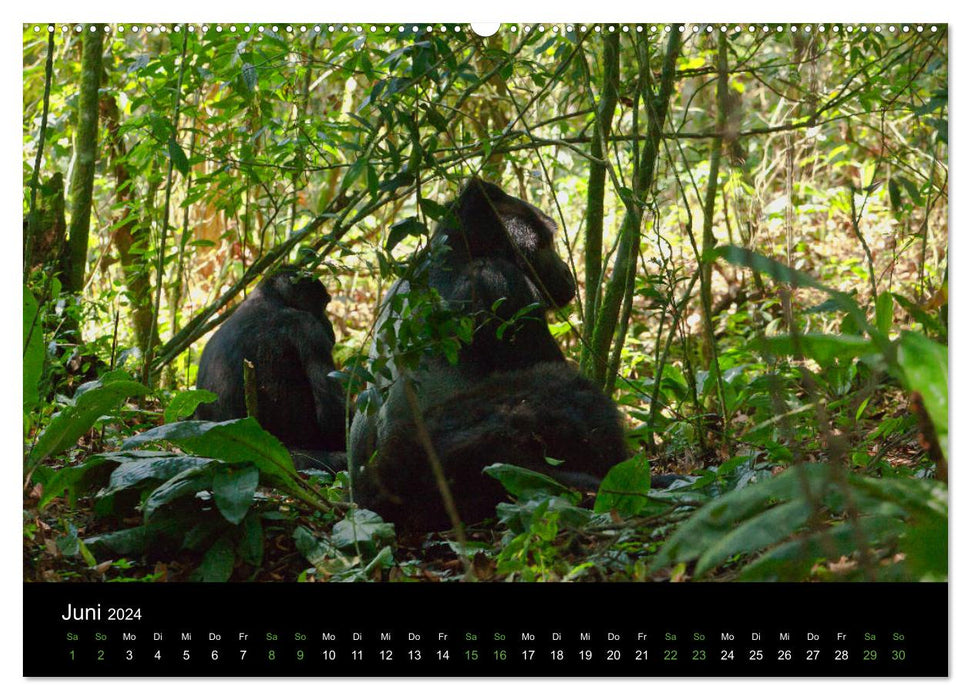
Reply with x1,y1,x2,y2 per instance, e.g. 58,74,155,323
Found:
350,180,630,529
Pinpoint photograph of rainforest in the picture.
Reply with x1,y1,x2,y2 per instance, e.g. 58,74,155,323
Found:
23,22,947,583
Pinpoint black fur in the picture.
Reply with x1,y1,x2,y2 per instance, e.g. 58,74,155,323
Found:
356,363,629,532
196,267,346,454
430,178,576,311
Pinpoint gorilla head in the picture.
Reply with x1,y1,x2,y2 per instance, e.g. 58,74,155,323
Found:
433,178,576,311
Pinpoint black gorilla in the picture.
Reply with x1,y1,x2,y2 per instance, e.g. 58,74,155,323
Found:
348,178,576,471
196,267,346,461
356,362,629,532
350,180,629,530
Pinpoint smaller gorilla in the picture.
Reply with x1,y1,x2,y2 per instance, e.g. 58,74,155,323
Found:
354,362,629,532
196,267,346,461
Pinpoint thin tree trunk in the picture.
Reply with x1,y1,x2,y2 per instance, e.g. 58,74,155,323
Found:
103,95,157,353
65,25,103,294
589,30,681,390
579,33,619,377
605,35,651,394
698,32,729,427
25,29,56,273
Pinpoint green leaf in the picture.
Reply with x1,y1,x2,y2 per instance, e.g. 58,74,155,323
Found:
332,509,396,556
594,455,652,517
241,62,258,93
163,389,217,423
423,105,449,132
900,510,947,580
888,178,902,211
193,536,236,582
366,163,379,198
23,286,44,411
651,464,829,573
167,137,189,176
850,471,947,520
29,376,149,467
714,245,830,291
122,418,300,489
419,197,451,223
340,160,366,192
84,526,153,557
212,463,260,525
695,500,813,575
737,518,900,581
237,513,264,566
386,216,427,251
755,334,873,365
38,461,105,508
144,464,214,519
100,454,215,498
897,332,948,460
483,463,572,499
293,525,342,568
83,513,189,557
496,496,592,534
876,292,894,335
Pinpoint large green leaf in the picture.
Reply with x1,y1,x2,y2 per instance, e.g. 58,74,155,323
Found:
143,464,214,519
876,291,894,335
331,509,396,557
163,389,217,423
714,246,882,353
737,517,902,581
293,525,345,570
755,333,873,366
484,463,573,499
237,513,264,566
897,331,948,460
891,293,946,338
83,512,189,557
37,451,140,508
714,245,827,290
100,454,215,498
122,419,299,487
192,536,236,582
28,376,149,467
212,463,260,525
594,455,652,517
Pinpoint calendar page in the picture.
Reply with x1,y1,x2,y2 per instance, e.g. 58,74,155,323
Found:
22,19,948,678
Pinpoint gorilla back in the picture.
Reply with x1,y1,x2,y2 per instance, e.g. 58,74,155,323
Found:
355,363,629,532
196,267,345,452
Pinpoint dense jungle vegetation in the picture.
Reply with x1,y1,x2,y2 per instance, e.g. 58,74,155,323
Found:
23,23,947,582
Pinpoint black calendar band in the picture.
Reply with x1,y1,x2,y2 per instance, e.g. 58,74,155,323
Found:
23,582,947,677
